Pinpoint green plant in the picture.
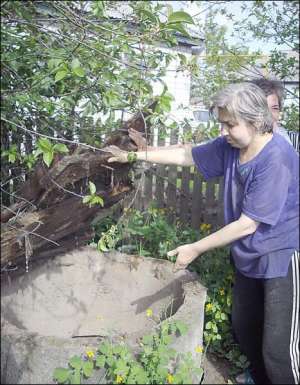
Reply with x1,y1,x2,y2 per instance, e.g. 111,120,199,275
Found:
117,206,198,259
82,181,104,209
1,144,19,163
190,246,249,375
53,318,203,384
97,224,120,252
34,137,69,167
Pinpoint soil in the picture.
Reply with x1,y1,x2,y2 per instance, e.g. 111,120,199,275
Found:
202,352,236,384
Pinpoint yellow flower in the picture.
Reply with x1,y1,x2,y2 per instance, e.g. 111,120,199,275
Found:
146,308,153,317
206,303,213,312
86,350,95,359
219,288,225,296
200,223,212,232
116,375,123,384
167,373,174,384
195,345,203,353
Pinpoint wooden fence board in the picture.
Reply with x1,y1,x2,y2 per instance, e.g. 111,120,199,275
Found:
154,135,166,208
205,179,216,225
143,167,153,208
166,130,178,222
179,166,191,224
191,169,203,230
217,176,224,227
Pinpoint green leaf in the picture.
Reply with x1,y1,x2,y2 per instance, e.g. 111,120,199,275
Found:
71,58,81,69
95,355,106,368
91,196,104,207
114,359,129,375
53,143,69,154
97,238,108,252
69,355,82,370
33,148,43,158
48,58,64,69
205,321,212,330
89,181,96,195
142,334,153,345
53,368,70,383
167,11,194,25
140,9,158,23
82,360,94,378
161,334,172,345
37,137,53,152
43,151,54,167
220,312,227,321
8,153,16,163
55,70,68,82
82,195,92,204
175,320,188,336
178,53,187,65
70,370,81,384
156,365,168,378
98,343,110,355
73,67,85,77
166,23,190,37
106,356,115,366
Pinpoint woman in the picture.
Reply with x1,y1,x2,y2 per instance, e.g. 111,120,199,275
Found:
107,82,299,384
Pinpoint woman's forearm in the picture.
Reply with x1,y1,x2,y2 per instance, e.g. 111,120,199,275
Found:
136,146,194,166
193,214,259,255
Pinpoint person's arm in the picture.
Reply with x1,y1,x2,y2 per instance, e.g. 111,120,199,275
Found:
107,144,194,166
168,213,259,270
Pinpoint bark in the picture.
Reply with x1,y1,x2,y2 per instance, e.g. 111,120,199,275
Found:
1,103,155,270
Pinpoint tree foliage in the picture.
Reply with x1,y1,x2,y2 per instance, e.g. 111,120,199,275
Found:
1,0,198,204
191,0,299,132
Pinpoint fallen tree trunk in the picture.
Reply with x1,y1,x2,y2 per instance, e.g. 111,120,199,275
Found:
1,104,155,271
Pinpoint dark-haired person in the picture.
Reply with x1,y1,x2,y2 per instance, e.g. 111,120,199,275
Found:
249,77,292,145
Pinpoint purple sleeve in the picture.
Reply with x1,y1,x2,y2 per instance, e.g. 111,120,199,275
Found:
191,137,226,180
242,160,290,226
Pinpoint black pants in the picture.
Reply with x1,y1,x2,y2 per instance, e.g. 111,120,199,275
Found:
232,251,299,384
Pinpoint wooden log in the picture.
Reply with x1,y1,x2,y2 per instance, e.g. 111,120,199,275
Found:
1,103,156,270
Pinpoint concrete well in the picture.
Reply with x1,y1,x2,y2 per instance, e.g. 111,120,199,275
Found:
1,246,207,384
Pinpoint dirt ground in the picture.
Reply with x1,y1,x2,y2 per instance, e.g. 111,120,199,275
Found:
202,352,236,384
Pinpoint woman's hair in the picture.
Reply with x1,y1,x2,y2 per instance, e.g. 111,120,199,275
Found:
210,82,274,133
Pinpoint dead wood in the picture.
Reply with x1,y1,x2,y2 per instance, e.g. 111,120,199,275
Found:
1,103,156,271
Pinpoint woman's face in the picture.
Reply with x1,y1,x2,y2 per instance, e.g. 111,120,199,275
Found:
218,109,255,149
266,93,280,125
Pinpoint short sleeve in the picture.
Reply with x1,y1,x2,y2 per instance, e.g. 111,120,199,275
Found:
192,137,226,180
242,159,290,226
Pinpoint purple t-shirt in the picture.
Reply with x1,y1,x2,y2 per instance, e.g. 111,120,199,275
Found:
192,133,299,278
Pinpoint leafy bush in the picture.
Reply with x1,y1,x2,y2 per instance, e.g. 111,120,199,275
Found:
94,205,198,259
53,317,203,384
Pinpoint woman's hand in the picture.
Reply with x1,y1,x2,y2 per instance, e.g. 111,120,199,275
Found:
167,243,200,272
106,145,129,163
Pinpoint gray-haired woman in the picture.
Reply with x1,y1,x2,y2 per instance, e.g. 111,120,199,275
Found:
107,82,299,384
